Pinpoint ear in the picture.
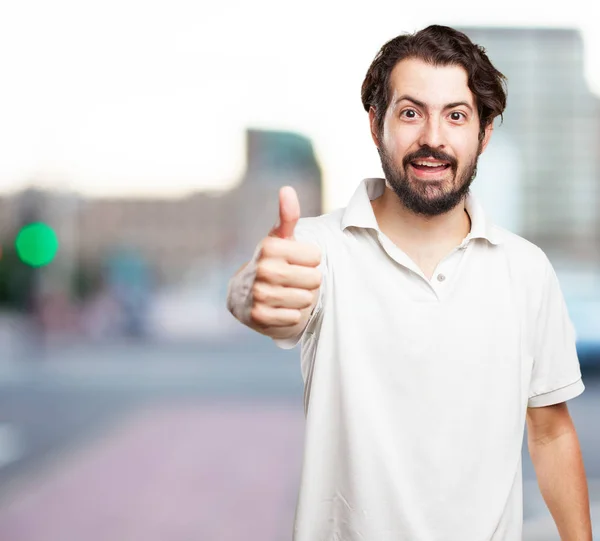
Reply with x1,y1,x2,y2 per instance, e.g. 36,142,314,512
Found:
368,107,380,149
479,122,494,154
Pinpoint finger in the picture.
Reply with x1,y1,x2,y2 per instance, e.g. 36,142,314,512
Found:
256,260,322,289
269,186,300,239
250,304,302,328
259,236,321,267
252,283,316,310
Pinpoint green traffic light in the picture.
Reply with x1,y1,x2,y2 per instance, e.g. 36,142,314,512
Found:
15,222,59,267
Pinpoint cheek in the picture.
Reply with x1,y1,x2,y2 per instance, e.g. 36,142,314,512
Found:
454,138,480,166
465,148,481,167
383,128,418,159
461,129,482,152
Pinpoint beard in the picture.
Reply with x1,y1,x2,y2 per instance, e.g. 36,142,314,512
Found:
378,144,480,216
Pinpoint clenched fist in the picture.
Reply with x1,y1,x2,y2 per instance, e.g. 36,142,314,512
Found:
227,186,322,340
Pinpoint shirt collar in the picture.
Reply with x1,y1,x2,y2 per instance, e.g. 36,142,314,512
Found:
463,190,502,245
340,178,502,245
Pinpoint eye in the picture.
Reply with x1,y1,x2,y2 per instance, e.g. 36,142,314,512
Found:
450,111,466,121
400,109,418,119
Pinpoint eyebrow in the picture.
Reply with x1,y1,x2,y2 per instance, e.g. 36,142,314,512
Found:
393,94,474,113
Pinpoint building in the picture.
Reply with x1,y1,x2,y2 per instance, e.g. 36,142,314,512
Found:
459,27,600,264
0,128,323,294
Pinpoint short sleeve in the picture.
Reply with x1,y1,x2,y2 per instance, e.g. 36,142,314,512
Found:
272,218,327,350
528,258,585,407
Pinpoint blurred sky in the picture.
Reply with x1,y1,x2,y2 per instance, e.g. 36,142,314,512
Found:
0,0,599,211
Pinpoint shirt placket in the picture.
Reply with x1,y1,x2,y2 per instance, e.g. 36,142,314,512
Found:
430,244,469,299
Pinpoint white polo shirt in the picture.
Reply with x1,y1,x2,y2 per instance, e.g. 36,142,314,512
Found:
275,178,584,541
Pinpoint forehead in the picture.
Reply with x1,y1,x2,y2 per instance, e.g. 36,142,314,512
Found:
388,58,475,109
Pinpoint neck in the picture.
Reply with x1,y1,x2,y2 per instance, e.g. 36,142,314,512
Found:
371,184,471,249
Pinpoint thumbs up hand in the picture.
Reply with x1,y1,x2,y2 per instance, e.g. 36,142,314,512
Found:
228,186,323,340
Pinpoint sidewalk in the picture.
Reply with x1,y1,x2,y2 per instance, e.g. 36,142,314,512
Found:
0,401,305,541
0,397,597,540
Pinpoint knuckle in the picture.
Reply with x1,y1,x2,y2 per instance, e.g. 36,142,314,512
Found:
258,260,286,284
298,242,321,266
312,268,323,287
252,282,279,305
259,236,278,258
251,282,265,302
311,246,322,266
250,305,267,325
299,289,314,307
255,260,272,281
289,309,302,325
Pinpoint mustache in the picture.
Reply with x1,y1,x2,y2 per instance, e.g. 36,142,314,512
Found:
403,146,458,170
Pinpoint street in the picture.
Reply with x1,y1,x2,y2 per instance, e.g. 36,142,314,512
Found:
0,336,598,540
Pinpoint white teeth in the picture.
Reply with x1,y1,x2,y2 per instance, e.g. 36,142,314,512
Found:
414,161,446,167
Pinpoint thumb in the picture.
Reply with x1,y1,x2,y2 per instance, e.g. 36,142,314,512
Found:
270,186,300,239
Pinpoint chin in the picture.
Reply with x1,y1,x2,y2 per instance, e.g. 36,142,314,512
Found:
411,180,451,198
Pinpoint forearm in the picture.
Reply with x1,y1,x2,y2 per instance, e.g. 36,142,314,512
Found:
529,428,592,540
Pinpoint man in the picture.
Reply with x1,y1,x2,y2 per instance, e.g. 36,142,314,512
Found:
227,25,592,541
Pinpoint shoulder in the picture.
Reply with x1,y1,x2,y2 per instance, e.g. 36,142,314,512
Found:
489,225,561,305
490,224,552,272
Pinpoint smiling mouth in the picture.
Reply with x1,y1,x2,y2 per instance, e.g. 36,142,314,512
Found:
410,160,451,173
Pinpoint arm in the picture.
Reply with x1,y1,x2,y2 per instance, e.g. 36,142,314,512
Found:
526,402,592,540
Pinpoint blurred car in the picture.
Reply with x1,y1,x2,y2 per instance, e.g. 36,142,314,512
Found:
145,260,241,342
558,267,600,370
568,298,600,369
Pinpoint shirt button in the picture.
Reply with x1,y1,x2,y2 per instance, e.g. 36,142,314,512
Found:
437,274,446,282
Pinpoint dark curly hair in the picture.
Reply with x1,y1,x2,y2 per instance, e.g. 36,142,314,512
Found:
361,25,507,140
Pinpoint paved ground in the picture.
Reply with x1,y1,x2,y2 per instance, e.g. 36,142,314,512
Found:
0,338,597,540
0,401,304,541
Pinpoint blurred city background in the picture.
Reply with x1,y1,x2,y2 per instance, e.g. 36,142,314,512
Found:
0,2,599,540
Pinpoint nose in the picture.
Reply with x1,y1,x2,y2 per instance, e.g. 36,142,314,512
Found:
418,116,445,149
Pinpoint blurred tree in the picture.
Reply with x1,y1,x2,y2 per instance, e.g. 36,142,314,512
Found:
0,241,35,311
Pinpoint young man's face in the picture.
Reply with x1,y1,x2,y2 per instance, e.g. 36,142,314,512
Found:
370,57,493,216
